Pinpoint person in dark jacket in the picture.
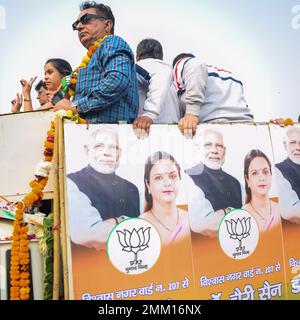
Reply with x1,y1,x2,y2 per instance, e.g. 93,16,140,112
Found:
67,126,140,250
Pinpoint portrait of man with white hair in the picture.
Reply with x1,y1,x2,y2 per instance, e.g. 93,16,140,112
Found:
67,126,140,250
186,128,243,237
275,126,300,223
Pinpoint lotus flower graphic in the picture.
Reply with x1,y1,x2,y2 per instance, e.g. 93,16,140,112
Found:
225,217,251,249
116,227,151,263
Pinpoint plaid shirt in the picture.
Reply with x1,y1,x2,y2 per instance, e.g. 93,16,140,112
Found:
75,35,138,123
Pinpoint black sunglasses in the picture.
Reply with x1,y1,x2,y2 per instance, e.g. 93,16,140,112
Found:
72,13,107,31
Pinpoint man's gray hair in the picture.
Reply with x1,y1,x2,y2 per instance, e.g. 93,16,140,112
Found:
194,128,225,147
88,126,119,148
284,126,300,142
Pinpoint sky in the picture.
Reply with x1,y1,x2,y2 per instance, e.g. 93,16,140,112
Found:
0,0,299,121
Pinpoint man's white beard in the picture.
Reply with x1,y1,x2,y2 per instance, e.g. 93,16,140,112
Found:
289,156,300,165
203,158,225,170
90,161,118,174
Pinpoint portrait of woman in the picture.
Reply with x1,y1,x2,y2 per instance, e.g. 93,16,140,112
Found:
141,151,190,245
243,149,281,232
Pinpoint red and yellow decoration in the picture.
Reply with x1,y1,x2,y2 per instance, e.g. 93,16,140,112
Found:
61,35,108,97
9,110,86,300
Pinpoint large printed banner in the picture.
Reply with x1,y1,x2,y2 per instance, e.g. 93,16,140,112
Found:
64,123,300,300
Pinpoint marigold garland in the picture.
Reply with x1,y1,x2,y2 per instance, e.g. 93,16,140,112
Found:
61,35,108,97
283,118,294,126
9,110,87,300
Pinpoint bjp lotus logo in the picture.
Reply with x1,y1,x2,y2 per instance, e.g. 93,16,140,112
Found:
225,217,251,250
107,218,161,274
117,227,151,263
219,209,259,260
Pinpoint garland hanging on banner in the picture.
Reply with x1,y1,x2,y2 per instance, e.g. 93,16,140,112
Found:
9,110,86,300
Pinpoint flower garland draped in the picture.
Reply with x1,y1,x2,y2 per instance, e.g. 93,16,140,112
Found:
10,110,86,300
61,35,108,97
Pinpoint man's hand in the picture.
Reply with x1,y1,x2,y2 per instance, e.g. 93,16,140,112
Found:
132,116,153,139
52,99,78,113
178,114,199,139
20,76,37,97
11,93,23,113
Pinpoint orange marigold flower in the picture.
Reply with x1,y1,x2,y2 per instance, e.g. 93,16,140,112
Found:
20,253,30,260
87,50,93,57
20,246,29,252
28,192,39,202
11,248,20,255
44,156,53,162
21,225,29,232
12,256,20,261
40,176,49,183
16,202,24,209
11,280,19,286
20,287,30,294
20,272,30,280
13,225,21,231
14,214,23,221
11,251,20,257
11,274,20,280
19,279,30,287
283,118,294,126
23,198,32,208
89,44,97,52
78,117,87,124
47,129,55,137
32,187,42,195
15,208,24,215
10,266,19,271
10,287,20,294
10,265,20,276
13,220,21,227
44,141,54,149
29,180,38,188
13,233,21,239
20,234,28,240
38,182,47,190
37,191,44,199
20,259,30,265
20,294,30,300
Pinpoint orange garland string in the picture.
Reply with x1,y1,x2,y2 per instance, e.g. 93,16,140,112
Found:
9,112,86,300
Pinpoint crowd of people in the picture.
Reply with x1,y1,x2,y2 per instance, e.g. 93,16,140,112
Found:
10,1,258,138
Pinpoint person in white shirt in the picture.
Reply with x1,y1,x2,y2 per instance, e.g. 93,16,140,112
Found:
172,53,253,137
275,126,300,223
133,39,180,138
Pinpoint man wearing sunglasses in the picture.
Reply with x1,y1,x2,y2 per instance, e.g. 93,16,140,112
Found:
54,1,138,124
